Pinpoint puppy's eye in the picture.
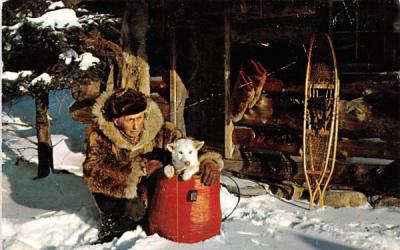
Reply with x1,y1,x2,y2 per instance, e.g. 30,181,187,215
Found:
189,151,192,154
179,151,183,154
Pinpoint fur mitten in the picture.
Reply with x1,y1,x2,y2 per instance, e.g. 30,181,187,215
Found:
248,60,267,108
230,70,255,122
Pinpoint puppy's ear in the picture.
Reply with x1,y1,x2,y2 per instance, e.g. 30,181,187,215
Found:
193,140,205,151
166,143,175,152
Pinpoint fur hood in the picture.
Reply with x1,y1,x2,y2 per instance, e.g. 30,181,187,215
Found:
92,90,164,151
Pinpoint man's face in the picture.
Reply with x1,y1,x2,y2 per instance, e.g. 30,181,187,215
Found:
113,111,145,139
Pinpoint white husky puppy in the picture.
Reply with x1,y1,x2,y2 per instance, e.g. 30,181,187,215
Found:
164,138,205,181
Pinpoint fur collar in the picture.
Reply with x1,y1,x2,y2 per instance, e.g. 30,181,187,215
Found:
92,90,164,151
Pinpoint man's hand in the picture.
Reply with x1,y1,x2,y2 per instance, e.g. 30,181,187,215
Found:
199,160,220,186
145,160,163,177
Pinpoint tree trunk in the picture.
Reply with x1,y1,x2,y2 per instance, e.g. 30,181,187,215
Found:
120,0,150,95
35,92,53,178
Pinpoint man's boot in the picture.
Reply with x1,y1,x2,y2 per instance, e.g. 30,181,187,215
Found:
92,213,124,244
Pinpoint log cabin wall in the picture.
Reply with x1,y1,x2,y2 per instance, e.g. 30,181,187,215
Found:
224,0,400,196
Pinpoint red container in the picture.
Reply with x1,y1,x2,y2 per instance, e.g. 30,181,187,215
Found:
148,174,221,243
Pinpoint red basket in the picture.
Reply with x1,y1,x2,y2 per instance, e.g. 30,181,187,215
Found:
148,173,221,243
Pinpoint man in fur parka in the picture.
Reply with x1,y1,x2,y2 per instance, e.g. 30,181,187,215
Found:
83,88,224,243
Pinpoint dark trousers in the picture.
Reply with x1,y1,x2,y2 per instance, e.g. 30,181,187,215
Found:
92,193,147,241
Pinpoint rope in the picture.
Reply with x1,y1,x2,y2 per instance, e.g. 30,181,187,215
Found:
221,174,241,222
166,60,297,117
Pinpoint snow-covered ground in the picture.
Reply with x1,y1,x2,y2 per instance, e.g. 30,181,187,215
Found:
2,90,400,250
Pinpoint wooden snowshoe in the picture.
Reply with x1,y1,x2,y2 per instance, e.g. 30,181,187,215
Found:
303,33,340,209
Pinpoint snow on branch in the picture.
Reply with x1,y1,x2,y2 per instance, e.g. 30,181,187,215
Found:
26,9,81,30
2,0,121,100
77,52,100,71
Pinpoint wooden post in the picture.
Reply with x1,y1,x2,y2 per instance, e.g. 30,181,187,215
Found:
170,25,177,125
224,4,234,159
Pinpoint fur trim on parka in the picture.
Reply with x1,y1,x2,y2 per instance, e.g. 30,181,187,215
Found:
83,90,167,199
83,90,224,199
92,90,164,152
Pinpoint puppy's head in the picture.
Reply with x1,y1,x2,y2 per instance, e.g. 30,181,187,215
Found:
166,138,204,170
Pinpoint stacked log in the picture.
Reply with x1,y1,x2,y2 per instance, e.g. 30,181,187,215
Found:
233,130,400,160
233,79,400,140
224,153,399,197
227,75,400,196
